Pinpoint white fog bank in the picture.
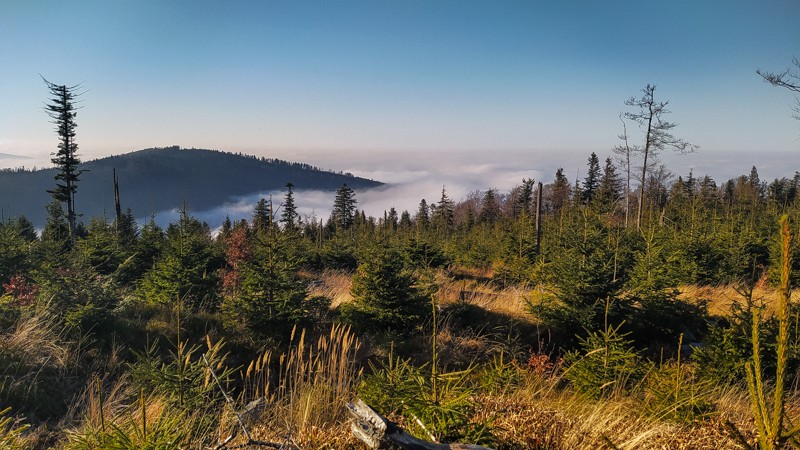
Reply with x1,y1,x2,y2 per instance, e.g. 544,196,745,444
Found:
147,148,797,230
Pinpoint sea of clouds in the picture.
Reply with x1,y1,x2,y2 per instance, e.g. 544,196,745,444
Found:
2,146,793,231
149,147,796,231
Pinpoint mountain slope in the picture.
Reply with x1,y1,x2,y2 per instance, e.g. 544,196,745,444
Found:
0,146,382,226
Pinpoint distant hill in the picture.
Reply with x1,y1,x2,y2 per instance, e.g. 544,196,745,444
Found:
0,153,30,160
0,146,382,226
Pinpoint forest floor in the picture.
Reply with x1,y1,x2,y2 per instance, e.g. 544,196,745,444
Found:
293,270,797,449
7,271,800,449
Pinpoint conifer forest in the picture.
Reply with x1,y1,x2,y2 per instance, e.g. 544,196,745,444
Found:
2,77,800,448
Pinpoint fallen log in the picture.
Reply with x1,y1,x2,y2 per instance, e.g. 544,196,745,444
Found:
346,399,494,450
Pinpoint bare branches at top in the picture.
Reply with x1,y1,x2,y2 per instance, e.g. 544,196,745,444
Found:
758,57,800,121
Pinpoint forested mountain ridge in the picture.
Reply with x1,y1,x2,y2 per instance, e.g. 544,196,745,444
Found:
0,146,382,226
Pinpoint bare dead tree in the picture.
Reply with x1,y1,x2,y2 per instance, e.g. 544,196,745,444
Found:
757,57,800,120
612,114,637,227
623,84,697,230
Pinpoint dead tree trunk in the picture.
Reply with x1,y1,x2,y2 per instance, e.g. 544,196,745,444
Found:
347,399,493,450
535,181,542,254
113,167,121,224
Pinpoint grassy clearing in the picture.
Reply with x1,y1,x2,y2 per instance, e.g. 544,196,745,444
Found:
246,271,782,449
242,324,364,448
679,283,800,318
3,270,799,448
306,270,355,309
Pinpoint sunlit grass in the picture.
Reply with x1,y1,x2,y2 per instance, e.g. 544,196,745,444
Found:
243,324,363,448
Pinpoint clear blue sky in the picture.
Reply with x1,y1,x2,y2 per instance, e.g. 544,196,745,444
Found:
1,0,798,175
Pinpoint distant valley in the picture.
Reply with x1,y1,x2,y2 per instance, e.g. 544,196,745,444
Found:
0,146,382,226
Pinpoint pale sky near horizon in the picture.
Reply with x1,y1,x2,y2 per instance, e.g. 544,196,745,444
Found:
1,0,798,187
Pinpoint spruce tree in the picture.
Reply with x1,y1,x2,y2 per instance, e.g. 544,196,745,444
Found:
220,215,233,238
346,244,428,332
332,184,357,230
432,186,455,232
137,210,218,310
253,198,271,233
415,199,430,228
749,166,765,202
79,217,121,275
138,217,166,268
513,178,535,217
280,182,298,230
386,207,399,231
116,216,164,284
223,225,318,342
399,210,412,230
791,172,800,204
684,170,697,199
41,200,70,246
596,157,622,209
698,176,719,210
115,208,138,244
43,77,84,244
0,220,30,286
478,189,501,224
529,211,627,347
582,152,601,205
550,168,571,211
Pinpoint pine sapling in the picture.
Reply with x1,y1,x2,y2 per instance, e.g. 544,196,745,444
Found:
744,215,795,449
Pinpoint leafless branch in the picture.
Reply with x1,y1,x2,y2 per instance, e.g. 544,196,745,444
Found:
202,354,293,450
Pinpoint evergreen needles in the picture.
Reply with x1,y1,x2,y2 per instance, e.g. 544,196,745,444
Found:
744,215,796,449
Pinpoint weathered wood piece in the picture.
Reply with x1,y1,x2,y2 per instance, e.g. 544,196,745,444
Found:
346,399,493,450
203,354,292,450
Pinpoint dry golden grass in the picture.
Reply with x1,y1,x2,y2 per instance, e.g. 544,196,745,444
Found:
679,284,800,317
62,378,205,449
243,324,364,448
307,270,354,308
310,269,539,321
312,269,800,323
435,273,538,321
471,367,767,450
2,313,70,369
295,271,800,449
236,361,767,449
479,393,749,449
45,273,800,449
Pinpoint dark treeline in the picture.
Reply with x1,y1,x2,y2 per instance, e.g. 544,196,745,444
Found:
0,146,381,226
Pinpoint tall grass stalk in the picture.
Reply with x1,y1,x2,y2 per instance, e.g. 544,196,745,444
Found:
0,407,29,449
243,324,361,440
431,293,439,406
64,391,194,449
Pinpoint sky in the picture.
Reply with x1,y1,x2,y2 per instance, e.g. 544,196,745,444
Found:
1,0,799,223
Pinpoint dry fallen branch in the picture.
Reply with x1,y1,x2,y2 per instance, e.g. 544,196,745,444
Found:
202,354,294,450
346,399,493,450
